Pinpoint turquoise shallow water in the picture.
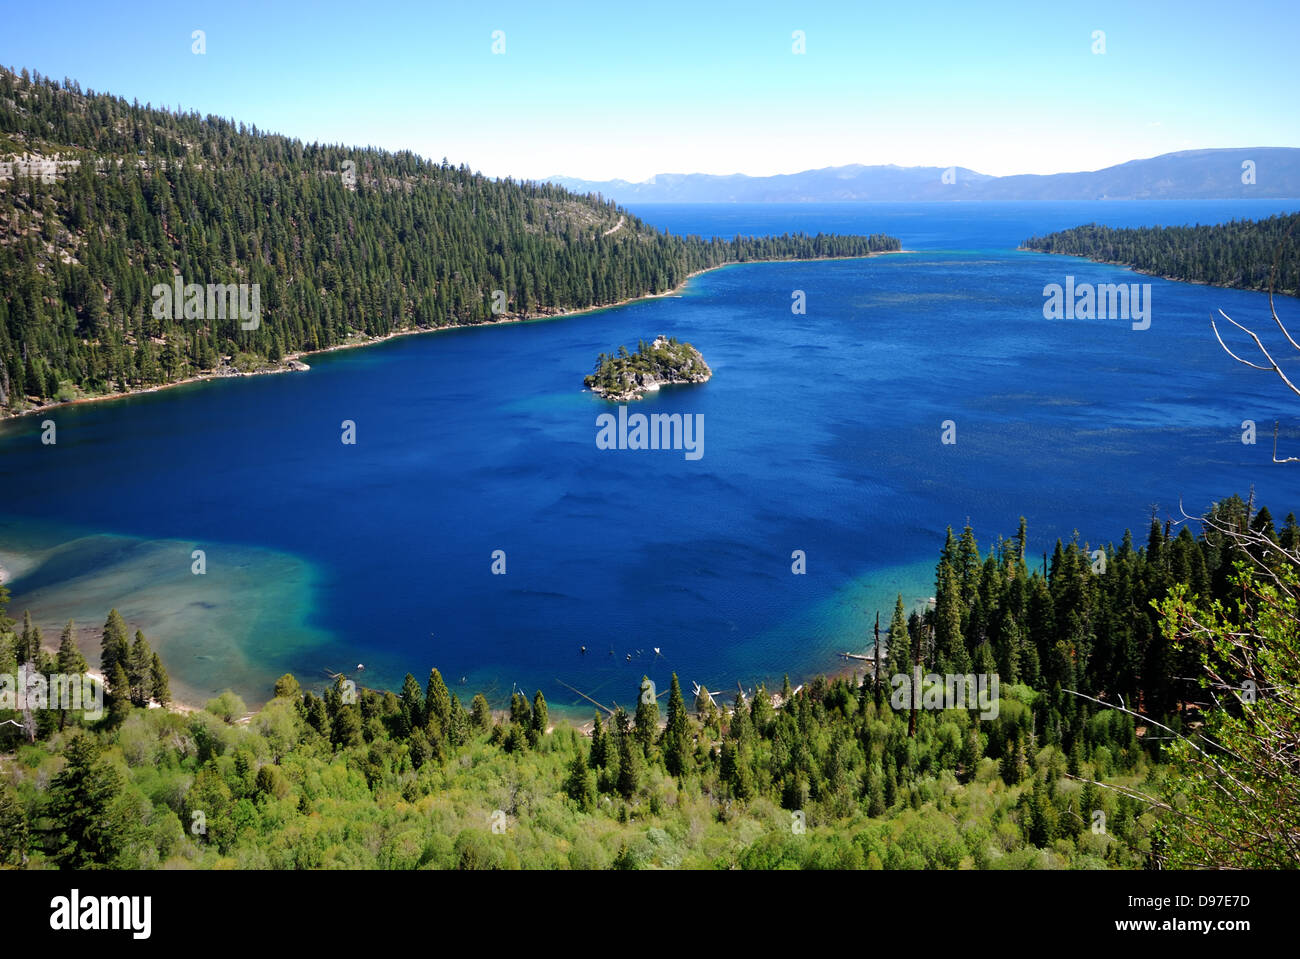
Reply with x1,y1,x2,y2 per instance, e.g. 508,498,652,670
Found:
2,200,1298,715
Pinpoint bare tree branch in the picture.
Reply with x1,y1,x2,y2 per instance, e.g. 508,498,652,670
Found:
1211,232,1300,442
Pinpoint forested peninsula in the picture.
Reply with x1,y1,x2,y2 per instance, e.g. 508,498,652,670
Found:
1022,212,1300,295
0,67,899,416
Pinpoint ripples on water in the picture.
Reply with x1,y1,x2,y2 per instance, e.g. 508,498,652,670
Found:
1,200,1297,713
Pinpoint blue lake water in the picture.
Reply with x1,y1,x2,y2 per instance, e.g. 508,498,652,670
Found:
2,200,1298,712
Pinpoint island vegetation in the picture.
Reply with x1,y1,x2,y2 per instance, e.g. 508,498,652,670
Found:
585,335,711,400
0,66,899,416
0,493,1293,870
1022,212,1300,295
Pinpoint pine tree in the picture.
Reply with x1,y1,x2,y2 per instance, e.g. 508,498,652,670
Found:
107,661,132,725
934,561,969,673
302,692,328,734
866,765,886,817
634,676,659,751
1000,732,1027,785
508,690,531,731
1013,516,1029,569
503,721,528,754
424,668,451,734
273,673,301,699
45,734,132,867
589,713,607,768
398,673,424,736
885,594,909,679
19,610,39,664
408,726,431,769
54,621,87,730
565,750,597,811
330,701,363,749
694,685,717,728
529,690,548,746
957,522,981,611
1280,512,1300,551
1029,779,1059,846
55,620,86,674
150,652,170,707
616,730,641,799
720,739,754,800
128,629,153,706
448,694,469,748
469,692,491,731
662,673,690,776
0,781,29,865
100,608,129,678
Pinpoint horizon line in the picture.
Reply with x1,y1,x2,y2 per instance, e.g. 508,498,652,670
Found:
545,147,1300,187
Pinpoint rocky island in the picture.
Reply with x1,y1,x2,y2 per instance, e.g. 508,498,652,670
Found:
584,335,712,401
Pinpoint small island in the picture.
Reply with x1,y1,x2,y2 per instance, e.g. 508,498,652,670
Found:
584,335,712,401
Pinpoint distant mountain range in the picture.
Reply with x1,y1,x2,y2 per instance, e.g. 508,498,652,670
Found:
547,148,1300,203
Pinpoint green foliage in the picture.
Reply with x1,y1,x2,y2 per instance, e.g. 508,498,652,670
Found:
1024,213,1300,295
150,653,170,707
205,690,247,724
0,780,30,864
584,336,710,396
100,609,129,679
272,673,301,700
0,67,898,414
128,629,153,706
44,734,138,867
1,495,1285,869
1154,557,1300,868
469,693,492,732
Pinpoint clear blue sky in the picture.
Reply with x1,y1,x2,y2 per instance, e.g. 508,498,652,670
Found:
3,0,1298,181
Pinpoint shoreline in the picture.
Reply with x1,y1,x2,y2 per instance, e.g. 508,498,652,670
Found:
13,594,890,719
3,247,910,714
0,249,908,423
1017,246,1300,298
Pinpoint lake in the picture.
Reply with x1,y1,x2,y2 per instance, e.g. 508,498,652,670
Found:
2,200,1298,714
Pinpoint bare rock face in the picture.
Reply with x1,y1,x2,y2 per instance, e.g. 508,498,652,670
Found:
584,335,712,401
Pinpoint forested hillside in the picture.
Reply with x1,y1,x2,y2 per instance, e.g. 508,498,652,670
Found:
1022,212,1300,295
2,495,1292,869
0,66,898,414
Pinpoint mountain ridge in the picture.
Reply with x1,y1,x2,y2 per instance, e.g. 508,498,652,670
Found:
549,148,1300,203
